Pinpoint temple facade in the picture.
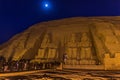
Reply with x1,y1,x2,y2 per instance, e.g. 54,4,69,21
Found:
31,31,101,70
32,33,59,63
64,33,97,65
7,22,120,70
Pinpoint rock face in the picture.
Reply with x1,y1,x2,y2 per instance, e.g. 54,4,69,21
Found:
1,16,120,70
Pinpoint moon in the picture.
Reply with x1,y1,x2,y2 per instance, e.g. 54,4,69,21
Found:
41,1,52,11
45,4,48,7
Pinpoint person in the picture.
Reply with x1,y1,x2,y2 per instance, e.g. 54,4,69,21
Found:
3,62,8,72
16,61,19,71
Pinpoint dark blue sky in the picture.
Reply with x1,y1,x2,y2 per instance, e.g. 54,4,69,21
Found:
0,0,120,44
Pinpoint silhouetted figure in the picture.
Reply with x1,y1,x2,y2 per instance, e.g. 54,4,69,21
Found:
0,56,6,72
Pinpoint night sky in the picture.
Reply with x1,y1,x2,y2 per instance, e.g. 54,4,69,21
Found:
0,0,120,44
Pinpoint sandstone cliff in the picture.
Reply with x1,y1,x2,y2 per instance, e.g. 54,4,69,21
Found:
0,16,120,62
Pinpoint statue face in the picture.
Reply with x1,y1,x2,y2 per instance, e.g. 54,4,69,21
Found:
81,33,89,42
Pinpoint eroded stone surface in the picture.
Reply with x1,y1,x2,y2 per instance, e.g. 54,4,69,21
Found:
1,16,120,70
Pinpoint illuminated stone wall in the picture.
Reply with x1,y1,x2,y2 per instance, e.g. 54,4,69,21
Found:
104,53,120,70
1,17,120,70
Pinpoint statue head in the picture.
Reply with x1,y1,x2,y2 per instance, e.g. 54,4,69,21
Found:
81,32,89,42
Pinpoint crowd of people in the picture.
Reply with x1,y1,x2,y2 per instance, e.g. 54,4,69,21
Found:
0,56,61,73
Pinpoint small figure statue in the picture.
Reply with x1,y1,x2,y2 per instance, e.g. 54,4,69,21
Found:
63,53,68,64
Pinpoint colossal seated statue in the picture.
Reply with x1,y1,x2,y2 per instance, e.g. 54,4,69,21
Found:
79,33,96,65
35,34,50,60
65,33,79,65
34,33,58,62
